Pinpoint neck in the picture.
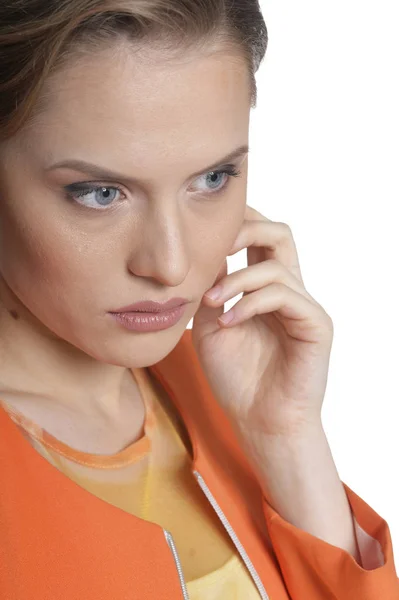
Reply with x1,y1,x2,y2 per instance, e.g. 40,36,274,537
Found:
0,289,140,423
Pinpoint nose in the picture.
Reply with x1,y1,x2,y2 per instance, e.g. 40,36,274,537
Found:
126,203,190,289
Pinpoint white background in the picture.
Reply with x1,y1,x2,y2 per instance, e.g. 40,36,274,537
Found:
194,0,399,563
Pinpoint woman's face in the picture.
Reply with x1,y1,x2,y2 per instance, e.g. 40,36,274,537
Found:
0,42,250,367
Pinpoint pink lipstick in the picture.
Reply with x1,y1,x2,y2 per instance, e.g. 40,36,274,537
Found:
109,297,188,332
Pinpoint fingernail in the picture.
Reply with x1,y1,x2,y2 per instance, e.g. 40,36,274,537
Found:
219,309,235,324
204,285,222,300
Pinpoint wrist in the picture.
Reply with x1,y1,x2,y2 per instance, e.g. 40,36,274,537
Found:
235,420,326,481
237,417,324,451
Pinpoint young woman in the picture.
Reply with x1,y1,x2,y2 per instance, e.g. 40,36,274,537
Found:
0,1,397,598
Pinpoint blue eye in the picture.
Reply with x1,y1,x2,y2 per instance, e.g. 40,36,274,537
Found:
194,166,242,195
64,184,123,209
63,165,242,210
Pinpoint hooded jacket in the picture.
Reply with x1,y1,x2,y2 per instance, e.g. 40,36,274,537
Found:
0,328,398,599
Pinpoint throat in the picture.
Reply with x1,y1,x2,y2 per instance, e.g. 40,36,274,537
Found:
0,371,147,456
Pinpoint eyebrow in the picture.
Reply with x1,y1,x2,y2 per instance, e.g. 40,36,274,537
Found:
44,144,250,183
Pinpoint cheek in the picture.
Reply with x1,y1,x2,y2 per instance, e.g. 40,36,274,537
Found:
0,203,103,314
192,203,246,278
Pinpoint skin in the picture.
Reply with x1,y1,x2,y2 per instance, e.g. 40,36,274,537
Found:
0,39,250,453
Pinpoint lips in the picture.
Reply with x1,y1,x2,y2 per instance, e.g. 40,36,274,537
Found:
110,297,188,314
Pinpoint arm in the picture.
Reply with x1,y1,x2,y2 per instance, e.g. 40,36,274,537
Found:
238,421,362,562
236,421,399,599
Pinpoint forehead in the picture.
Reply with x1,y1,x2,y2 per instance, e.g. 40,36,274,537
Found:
24,43,251,167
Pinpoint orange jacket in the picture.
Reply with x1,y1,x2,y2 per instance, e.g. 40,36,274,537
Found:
0,328,398,599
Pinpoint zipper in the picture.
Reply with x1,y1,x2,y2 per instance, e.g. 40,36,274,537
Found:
164,529,190,599
193,470,270,600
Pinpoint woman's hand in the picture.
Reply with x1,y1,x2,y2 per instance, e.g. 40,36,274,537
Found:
191,205,334,441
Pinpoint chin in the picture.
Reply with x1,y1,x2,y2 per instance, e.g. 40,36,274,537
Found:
77,329,186,369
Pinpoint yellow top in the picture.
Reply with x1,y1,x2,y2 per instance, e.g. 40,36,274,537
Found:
0,366,261,599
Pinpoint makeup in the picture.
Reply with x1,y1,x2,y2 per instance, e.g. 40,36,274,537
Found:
109,304,186,332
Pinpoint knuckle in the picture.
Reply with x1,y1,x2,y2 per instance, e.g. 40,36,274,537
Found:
276,221,293,237
321,311,334,334
264,258,280,270
273,282,287,295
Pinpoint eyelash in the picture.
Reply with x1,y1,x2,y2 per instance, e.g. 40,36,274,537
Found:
63,165,242,209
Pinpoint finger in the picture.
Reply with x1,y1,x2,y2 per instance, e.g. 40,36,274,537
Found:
204,259,316,306
229,217,304,286
218,283,333,344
